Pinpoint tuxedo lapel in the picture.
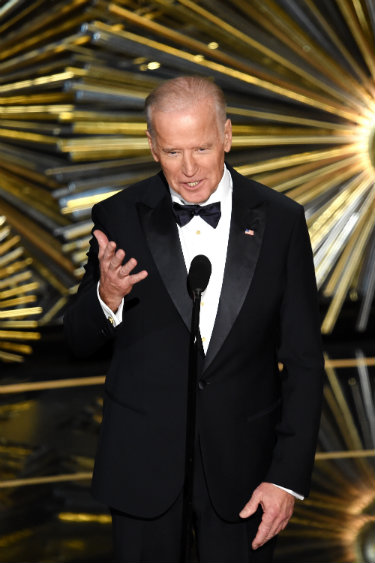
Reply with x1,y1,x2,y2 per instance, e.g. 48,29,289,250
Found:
138,190,192,332
204,179,266,370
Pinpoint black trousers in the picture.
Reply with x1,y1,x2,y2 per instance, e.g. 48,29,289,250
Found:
110,442,276,563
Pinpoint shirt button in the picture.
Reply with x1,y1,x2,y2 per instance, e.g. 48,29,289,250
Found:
196,230,201,235
201,301,204,306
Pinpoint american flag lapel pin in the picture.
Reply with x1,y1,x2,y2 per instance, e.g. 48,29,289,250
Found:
244,228,255,236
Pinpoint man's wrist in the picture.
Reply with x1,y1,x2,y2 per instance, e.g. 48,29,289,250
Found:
97,282,124,326
98,287,122,313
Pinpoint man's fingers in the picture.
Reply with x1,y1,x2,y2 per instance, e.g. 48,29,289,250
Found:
126,270,148,286
118,257,137,277
252,511,283,549
252,517,288,549
93,229,109,258
103,240,117,264
252,518,274,549
108,249,126,270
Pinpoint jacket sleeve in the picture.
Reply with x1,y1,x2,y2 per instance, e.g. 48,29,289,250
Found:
63,203,117,358
265,206,324,497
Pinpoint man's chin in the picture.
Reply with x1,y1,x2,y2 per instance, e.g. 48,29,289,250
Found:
179,187,214,204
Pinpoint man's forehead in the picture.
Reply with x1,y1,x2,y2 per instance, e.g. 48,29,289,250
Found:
152,108,221,139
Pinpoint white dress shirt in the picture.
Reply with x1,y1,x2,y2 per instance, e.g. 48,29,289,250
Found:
170,165,232,353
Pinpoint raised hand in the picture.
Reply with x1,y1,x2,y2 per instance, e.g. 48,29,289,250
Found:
239,482,295,549
94,229,148,312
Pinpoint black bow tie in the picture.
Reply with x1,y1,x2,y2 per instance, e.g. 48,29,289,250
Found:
172,201,221,228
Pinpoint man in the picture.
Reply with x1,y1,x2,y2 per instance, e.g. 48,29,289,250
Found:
64,76,324,563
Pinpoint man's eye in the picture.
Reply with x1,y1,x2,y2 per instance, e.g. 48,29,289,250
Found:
198,147,207,152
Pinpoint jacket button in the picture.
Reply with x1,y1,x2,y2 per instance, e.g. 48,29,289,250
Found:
198,380,207,390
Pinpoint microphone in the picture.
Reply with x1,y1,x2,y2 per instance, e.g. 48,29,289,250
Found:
188,255,212,297
182,254,211,561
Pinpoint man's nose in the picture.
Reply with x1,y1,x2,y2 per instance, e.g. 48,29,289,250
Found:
182,153,198,177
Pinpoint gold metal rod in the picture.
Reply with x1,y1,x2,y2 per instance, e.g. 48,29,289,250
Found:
315,450,375,460
0,350,23,362
0,330,40,339
227,106,358,129
61,189,121,214
0,342,33,354
0,320,38,328
0,247,23,267
38,295,69,325
0,307,41,319
0,376,105,393
0,282,39,299
0,472,92,489
0,234,21,254
0,295,37,309
231,135,357,146
0,258,33,279
0,71,76,94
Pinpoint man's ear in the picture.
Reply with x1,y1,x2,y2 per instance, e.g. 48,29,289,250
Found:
146,130,159,162
224,119,232,153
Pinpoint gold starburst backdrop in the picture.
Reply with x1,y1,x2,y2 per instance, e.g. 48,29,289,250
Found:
0,4,374,561
0,0,374,362
0,215,42,362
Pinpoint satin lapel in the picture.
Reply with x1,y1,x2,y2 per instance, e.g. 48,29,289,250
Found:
204,186,266,370
138,195,192,331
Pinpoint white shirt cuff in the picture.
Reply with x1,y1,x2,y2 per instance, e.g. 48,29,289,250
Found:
273,483,304,500
97,282,124,326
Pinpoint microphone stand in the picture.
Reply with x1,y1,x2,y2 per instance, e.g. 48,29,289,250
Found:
180,286,202,563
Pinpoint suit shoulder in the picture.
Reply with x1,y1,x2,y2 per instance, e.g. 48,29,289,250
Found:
230,166,303,216
251,179,302,215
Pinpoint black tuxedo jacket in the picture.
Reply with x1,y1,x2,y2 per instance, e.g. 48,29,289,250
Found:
64,165,324,521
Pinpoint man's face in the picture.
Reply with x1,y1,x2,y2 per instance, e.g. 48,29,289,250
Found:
147,99,232,203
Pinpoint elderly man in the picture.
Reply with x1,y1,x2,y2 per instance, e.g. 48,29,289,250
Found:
64,75,324,563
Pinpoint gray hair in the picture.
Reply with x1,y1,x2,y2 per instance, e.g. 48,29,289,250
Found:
145,75,227,137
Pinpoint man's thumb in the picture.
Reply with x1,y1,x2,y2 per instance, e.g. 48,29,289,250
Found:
239,493,259,519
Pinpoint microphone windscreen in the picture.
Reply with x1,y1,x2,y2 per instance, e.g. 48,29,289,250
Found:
188,255,212,293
